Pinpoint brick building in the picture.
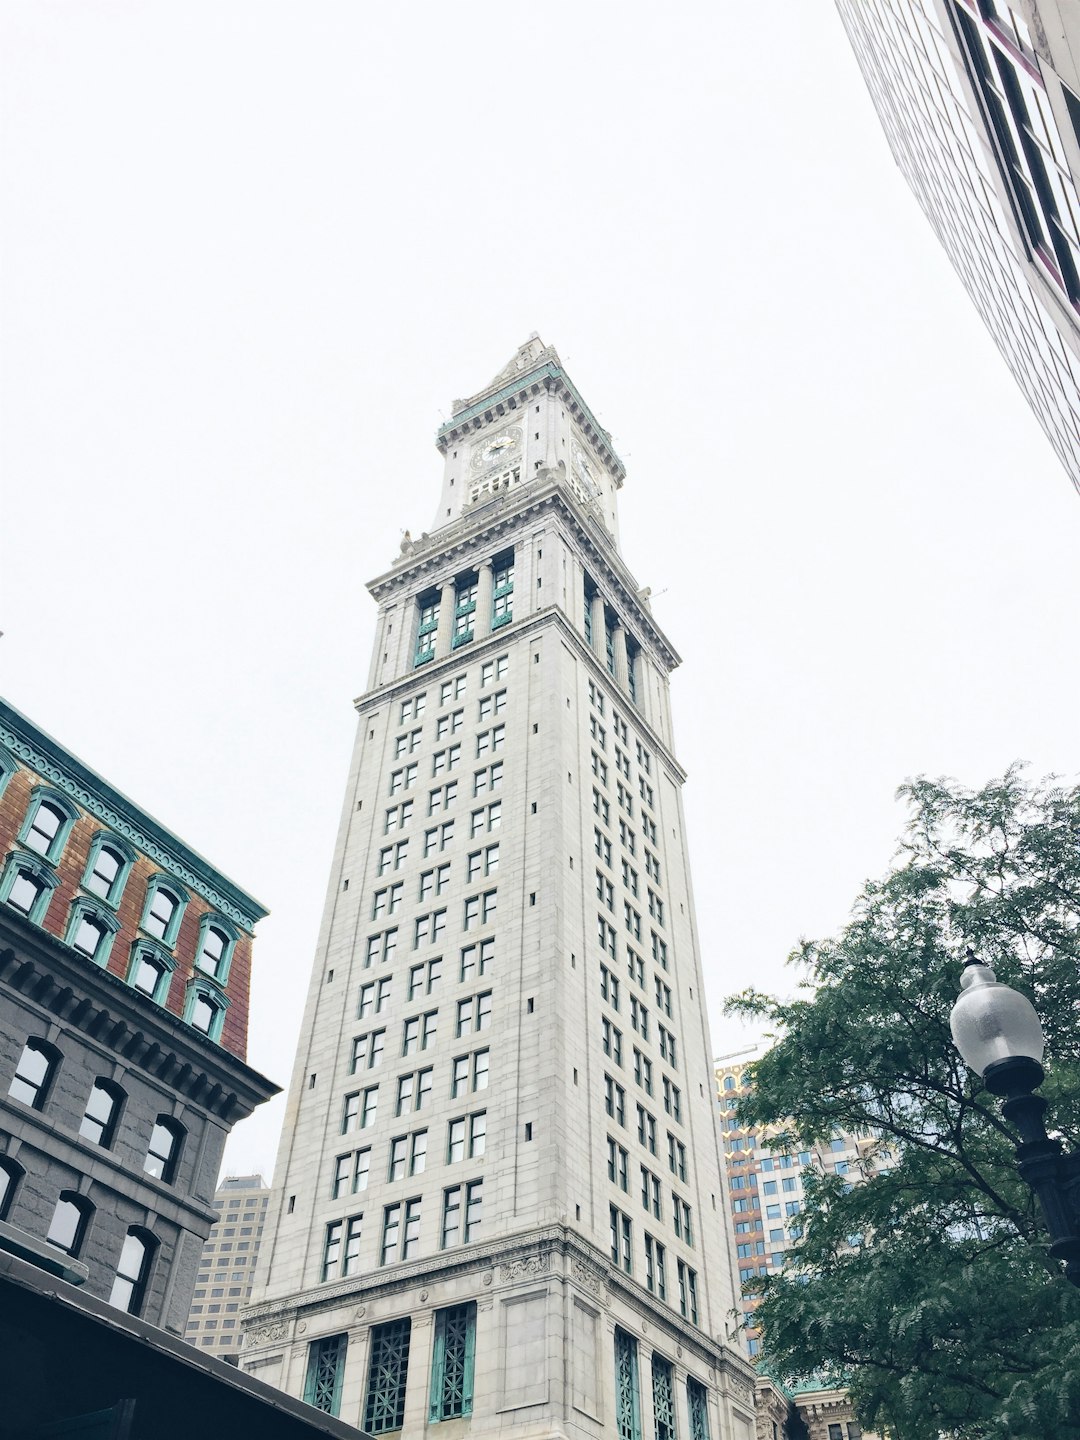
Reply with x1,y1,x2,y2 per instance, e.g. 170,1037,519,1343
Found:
0,697,278,1335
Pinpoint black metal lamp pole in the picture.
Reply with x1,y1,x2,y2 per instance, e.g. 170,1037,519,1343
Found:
950,955,1080,1287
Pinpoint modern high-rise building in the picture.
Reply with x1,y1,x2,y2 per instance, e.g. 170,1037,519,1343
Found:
185,1173,271,1357
241,339,756,1439
836,1,1080,494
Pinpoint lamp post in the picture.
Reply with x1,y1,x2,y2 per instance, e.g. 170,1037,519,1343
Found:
949,953,1080,1287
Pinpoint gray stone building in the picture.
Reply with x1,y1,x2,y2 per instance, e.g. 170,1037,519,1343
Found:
0,698,278,1334
835,0,1080,495
185,1171,271,1355
241,340,756,1438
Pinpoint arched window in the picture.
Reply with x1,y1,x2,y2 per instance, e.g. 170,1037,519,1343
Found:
144,1117,184,1183
723,1075,736,1092
126,942,175,1006
195,917,236,983
184,980,229,1042
65,899,120,967
82,834,134,906
79,1079,125,1149
0,852,60,925
0,1157,24,1220
141,877,186,947
109,1228,157,1315
18,789,76,863
8,1038,60,1110
47,1192,93,1257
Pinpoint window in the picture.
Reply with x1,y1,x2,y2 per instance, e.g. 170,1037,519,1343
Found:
595,828,612,867
401,694,427,722
332,1148,371,1198
359,977,392,1017
667,1133,686,1180
593,789,610,826
415,595,440,666
655,979,673,1016
600,964,620,1009
477,690,506,721
385,801,414,833
602,1018,623,1065
634,1049,652,1095
109,1228,156,1315
381,1197,421,1265
460,937,494,981
451,1048,489,1098
651,933,667,970
195,917,235,982
389,764,418,796
652,1355,676,1440
395,727,423,757
446,1110,487,1163
66,901,119,965
83,835,132,905
473,763,503,796
351,1029,386,1072
659,1026,677,1068
321,1214,363,1280
432,745,461,776
663,1079,682,1123
456,991,492,1037
184,981,228,1041
605,1074,626,1126
441,1178,483,1246
0,1157,24,1219
592,752,609,786
364,1320,410,1433
475,726,505,758
598,918,617,957
144,1117,183,1182
479,654,508,687
615,748,630,780
641,1166,662,1218
423,821,455,855
47,1192,93,1257
419,863,451,900
617,782,633,816
440,675,467,705
673,1195,693,1245
8,1038,58,1110
414,910,446,947
342,1086,379,1133
470,802,501,836
142,878,186,946
609,1205,632,1272
677,1260,699,1323
408,958,442,1000
430,1303,476,1420
630,996,649,1039
396,1067,433,1115
21,792,75,862
608,1137,629,1191
304,1333,348,1417
436,709,464,739
428,783,458,815
1,853,59,923
462,890,497,931
615,1328,642,1440
624,903,641,940
627,948,644,986
597,873,615,911
402,1011,437,1055
466,844,500,881
79,1079,124,1148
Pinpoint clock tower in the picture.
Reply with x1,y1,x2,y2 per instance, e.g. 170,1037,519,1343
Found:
241,341,756,1440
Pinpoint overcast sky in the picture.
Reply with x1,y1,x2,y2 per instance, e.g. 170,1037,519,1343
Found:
4,1,1079,1179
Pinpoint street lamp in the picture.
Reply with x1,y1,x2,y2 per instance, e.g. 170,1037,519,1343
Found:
950,953,1080,1286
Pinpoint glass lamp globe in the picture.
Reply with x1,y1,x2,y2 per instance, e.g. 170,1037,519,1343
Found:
950,959,1046,1077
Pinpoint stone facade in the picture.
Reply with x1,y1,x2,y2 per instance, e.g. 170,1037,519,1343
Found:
0,700,277,1330
241,341,755,1437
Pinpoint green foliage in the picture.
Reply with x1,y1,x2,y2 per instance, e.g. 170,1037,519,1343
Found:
727,767,1080,1440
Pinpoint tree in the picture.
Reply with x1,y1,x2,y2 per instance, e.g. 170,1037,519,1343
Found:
727,767,1080,1440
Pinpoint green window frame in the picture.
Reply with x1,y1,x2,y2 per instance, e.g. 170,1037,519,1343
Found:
0,851,60,925
194,912,237,985
687,1378,711,1440
429,1302,476,1421
140,875,188,948
652,1354,676,1440
615,1328,642,1440
126,940,177,1006
364,1318,411,1434
81,832,135,907
304,1332,348,1417
492,553,514,630
18,787,77,864
0,748,16,799
183,978,230,1043
65,897,121,967
415,593,440,668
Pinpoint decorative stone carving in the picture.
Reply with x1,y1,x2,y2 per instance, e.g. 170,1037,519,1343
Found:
246,1323,288,1345
297,1321,307,1334
571,1260,603,1295
501,1254,548,1281
482,1271,493,1287
419,1290,428,1302
355,1307,366,1319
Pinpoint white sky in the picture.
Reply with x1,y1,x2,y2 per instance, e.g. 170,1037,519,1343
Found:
3,1,1079,1179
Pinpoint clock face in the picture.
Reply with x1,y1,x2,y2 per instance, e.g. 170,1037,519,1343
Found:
472,428,521,472
571,441,599,497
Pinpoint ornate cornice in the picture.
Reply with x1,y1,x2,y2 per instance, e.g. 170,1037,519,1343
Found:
366,479,680,675
0,701,267,934
0,914,278,1123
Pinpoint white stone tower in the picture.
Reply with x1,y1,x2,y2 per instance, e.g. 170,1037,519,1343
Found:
241,340,755,1440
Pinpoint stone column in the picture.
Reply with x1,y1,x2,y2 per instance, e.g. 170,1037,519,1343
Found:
613,623,629,691
436,579,456,658
476,560,494,640
590,592,606,659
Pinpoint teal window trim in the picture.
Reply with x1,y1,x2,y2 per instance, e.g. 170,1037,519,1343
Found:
0,746,15,799
18,786,78,864
0,851,60,925
194,912,238,986
304,1333,348,1417
455,596,477,616
429,1302,476,1421
140,874,188,948
615,1328,643,1440
64,897,121,968
451,630,474,649
125,940,177,1006
183,977,230,1043
687,1378,711,1440
491,611,512,631
364,1319,411,1434
81,831,135,908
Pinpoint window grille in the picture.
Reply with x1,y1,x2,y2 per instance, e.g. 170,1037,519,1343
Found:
304,1333,347,1417
429,1303,476,1420
364,1319,411,1433
614,1328,642,1440
652,1355,676,1440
